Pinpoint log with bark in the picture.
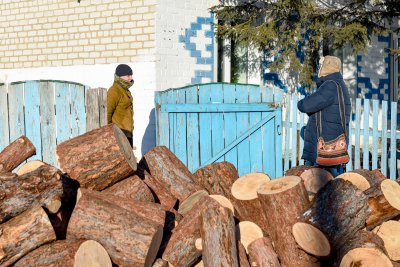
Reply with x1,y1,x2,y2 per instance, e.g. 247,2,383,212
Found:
336,230,392,267
296,178,370,252
247,237,281,267
231,172,271,234
67,188,163,267
0,164,77,223
0,206,56,266
162,195,222,267
139,146,203,205
13,239,112,267
200,205,238,267
102,174,155,203
15,160,45,175
237,240,251,267
235,221,264,253
56,123,137,190
257,176,320,267
373,220,400,262
337,169,386,191
0,135,36,173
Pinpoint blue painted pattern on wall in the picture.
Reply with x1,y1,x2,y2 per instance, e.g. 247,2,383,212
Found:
179,14,215,84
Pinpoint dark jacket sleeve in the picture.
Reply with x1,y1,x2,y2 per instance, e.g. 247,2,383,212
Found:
297,81,337,114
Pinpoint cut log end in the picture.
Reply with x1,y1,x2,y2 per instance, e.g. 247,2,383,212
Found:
178,190,209,215
209,195,234,215
231,172,271,200
381,179,400,210
16,160,45,176
339,247,392,267
292,222,331,257
44,198,62,214
374,220,400,261
337,172,370,191
112,125,137,171
74,240,112,267
235,221,264,253
257,175,301,195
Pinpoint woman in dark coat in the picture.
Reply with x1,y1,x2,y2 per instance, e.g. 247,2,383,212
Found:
297,56,351,176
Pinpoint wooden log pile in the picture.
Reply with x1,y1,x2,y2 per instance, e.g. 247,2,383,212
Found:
1,124,400,266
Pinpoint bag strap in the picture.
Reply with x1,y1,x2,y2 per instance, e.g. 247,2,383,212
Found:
316,80,347,139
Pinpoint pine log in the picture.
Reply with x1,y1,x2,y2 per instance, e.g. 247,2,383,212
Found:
337,230,392,267
257,176,320,267
67,188,163,267
200,205,238,267
0,164,77,223
292,222,330,257
102,174,155,203
235,221,264,253
209,194,235,214
365,178,400,230
136,168,177,211
373,220,400,261
0,135,35,173
14,239,112,267
237,241,251,267
231,172,270,234
337,169,386,191
139,145,202,203
0,206,56,266
162,196,221,267
56,123,137,190
152,258,168,267
247,237,281,267
178,190,209,215
80,188,166,228
285,165,333,195
16,160,45,175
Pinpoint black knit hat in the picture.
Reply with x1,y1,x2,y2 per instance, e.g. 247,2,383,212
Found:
115,64,133,77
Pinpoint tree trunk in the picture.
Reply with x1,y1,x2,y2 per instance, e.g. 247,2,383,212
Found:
102,174,155,203
56,123,137,190
0,206,56,267
247,237,281,267
136,168,177,211
257,176,320,267
237,241,251,267
300,178,370,250
152,258,168,267
373,220,400,262
365,178,400,230
14,239,112,267
0,135,35,173
0,164,76,223
162,196,221,267
15,160,45,176
139,146,202,203
67,188,163,267
231,173,271,235
178,190,209,215
337,169,386,191
336,230,392,267
285,165,333,195
200,205,239,267
235,221,264,253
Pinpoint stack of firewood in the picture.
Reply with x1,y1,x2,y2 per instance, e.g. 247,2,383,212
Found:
1,123,400,267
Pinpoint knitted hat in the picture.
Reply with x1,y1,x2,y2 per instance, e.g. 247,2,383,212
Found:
115,64,133,77
318,56,341,77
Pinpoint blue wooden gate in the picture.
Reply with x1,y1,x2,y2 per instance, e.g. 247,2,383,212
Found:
155,83,283,177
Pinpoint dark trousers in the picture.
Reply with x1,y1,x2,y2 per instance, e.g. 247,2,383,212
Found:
305,160,345,177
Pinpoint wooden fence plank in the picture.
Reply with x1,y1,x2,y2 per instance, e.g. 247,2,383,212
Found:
381,101,388,176
291,94,298,167
86,88,100,132
261,86,274,175
186,85,200,171
70,84,86,137
372,100,379,169
236,84,250,176
39,81,56,166
390,101,397,179
8,83,25,143
98,88,107,127
363,99,370,169
167,90,176,153
175,88,187,165
298,96,306,166
275,108,283,177
354,99,362,169
211,83,224,163
199,85,212,166
24,81,42,160
223,84,238,167
249,85,263,172
0,84,9,151
55,82,71,144
284,98,291,172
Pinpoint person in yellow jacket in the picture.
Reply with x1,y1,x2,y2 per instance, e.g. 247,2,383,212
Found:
107,64,134,147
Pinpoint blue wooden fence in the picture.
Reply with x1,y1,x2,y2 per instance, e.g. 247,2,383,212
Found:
0,80,107,167
282,94,399,179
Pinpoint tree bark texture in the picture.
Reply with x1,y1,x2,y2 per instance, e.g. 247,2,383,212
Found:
247,237,281,267
200,205,239,267
162,196,221,267
0,135,36,173
139,145,202,203
338,169,386,191
0,206,56,267
237,241,251,267
102,174,155,203
67,189,163,267
257,176,319,267
285,165,333,194
56,123,137,190
0,164,76,224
